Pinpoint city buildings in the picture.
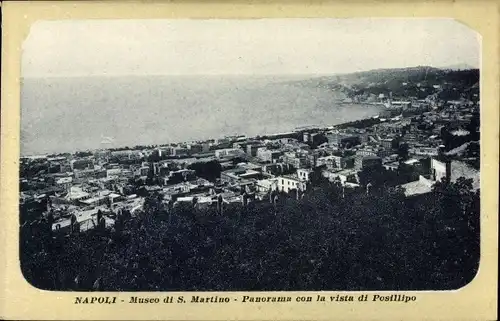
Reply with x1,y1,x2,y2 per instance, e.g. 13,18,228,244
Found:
19,78,480,238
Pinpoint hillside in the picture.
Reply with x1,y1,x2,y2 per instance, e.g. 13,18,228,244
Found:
287,66,480,102
441,63,477,71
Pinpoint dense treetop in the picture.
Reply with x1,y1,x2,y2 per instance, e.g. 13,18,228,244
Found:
20,176,479,292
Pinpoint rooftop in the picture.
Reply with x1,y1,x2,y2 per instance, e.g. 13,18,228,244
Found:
281,174,302,181
404,159,420,165
400,176,434,197
451,161,480,190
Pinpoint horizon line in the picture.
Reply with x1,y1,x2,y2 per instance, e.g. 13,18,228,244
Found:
20,64,480,79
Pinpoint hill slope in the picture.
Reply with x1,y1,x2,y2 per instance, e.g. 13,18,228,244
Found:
288,66,479,101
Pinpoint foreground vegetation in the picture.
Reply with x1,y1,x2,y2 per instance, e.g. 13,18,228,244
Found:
20,176,479,291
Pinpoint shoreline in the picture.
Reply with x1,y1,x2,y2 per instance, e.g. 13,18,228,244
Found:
21,107,384,158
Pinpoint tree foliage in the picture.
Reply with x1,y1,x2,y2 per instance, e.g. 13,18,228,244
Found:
187,161,222,182
20,178,479,291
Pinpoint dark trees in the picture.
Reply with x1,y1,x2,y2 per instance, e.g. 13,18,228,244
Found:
397,143,410,161
187,160,222,182
20,178,479,292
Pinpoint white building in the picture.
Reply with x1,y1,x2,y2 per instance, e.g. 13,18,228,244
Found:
277,175,307,193
106,168,122,179
410,146,439,157
55,176,73,189
316,155,345,170
64,186,91,203
431,158,451,182
215,148,245,159
322,169,358,185
256,178,278,193
257,148,283,163
297,168,312,182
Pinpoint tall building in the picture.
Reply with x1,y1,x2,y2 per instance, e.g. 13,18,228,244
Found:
246,142,265,157
354,155,382,170
431,158,451,183
70,159,94,171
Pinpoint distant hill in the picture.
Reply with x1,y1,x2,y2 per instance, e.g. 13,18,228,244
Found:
286,66,480,101
440,63,478,71
316,66,476,85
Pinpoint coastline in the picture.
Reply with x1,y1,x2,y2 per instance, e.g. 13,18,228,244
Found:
21,104,383,158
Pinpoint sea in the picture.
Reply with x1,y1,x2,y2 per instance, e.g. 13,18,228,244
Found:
20,75,383,156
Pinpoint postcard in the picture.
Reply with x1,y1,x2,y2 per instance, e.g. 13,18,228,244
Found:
0,1,498,320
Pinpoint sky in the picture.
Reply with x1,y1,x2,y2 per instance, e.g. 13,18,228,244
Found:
22,18,480,77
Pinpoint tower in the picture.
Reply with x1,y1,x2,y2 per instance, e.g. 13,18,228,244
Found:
217,194,224,215
45,195,52,213
366,182,373,195
242,191,249,208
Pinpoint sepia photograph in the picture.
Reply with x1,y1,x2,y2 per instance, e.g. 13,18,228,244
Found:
19,18,481,292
